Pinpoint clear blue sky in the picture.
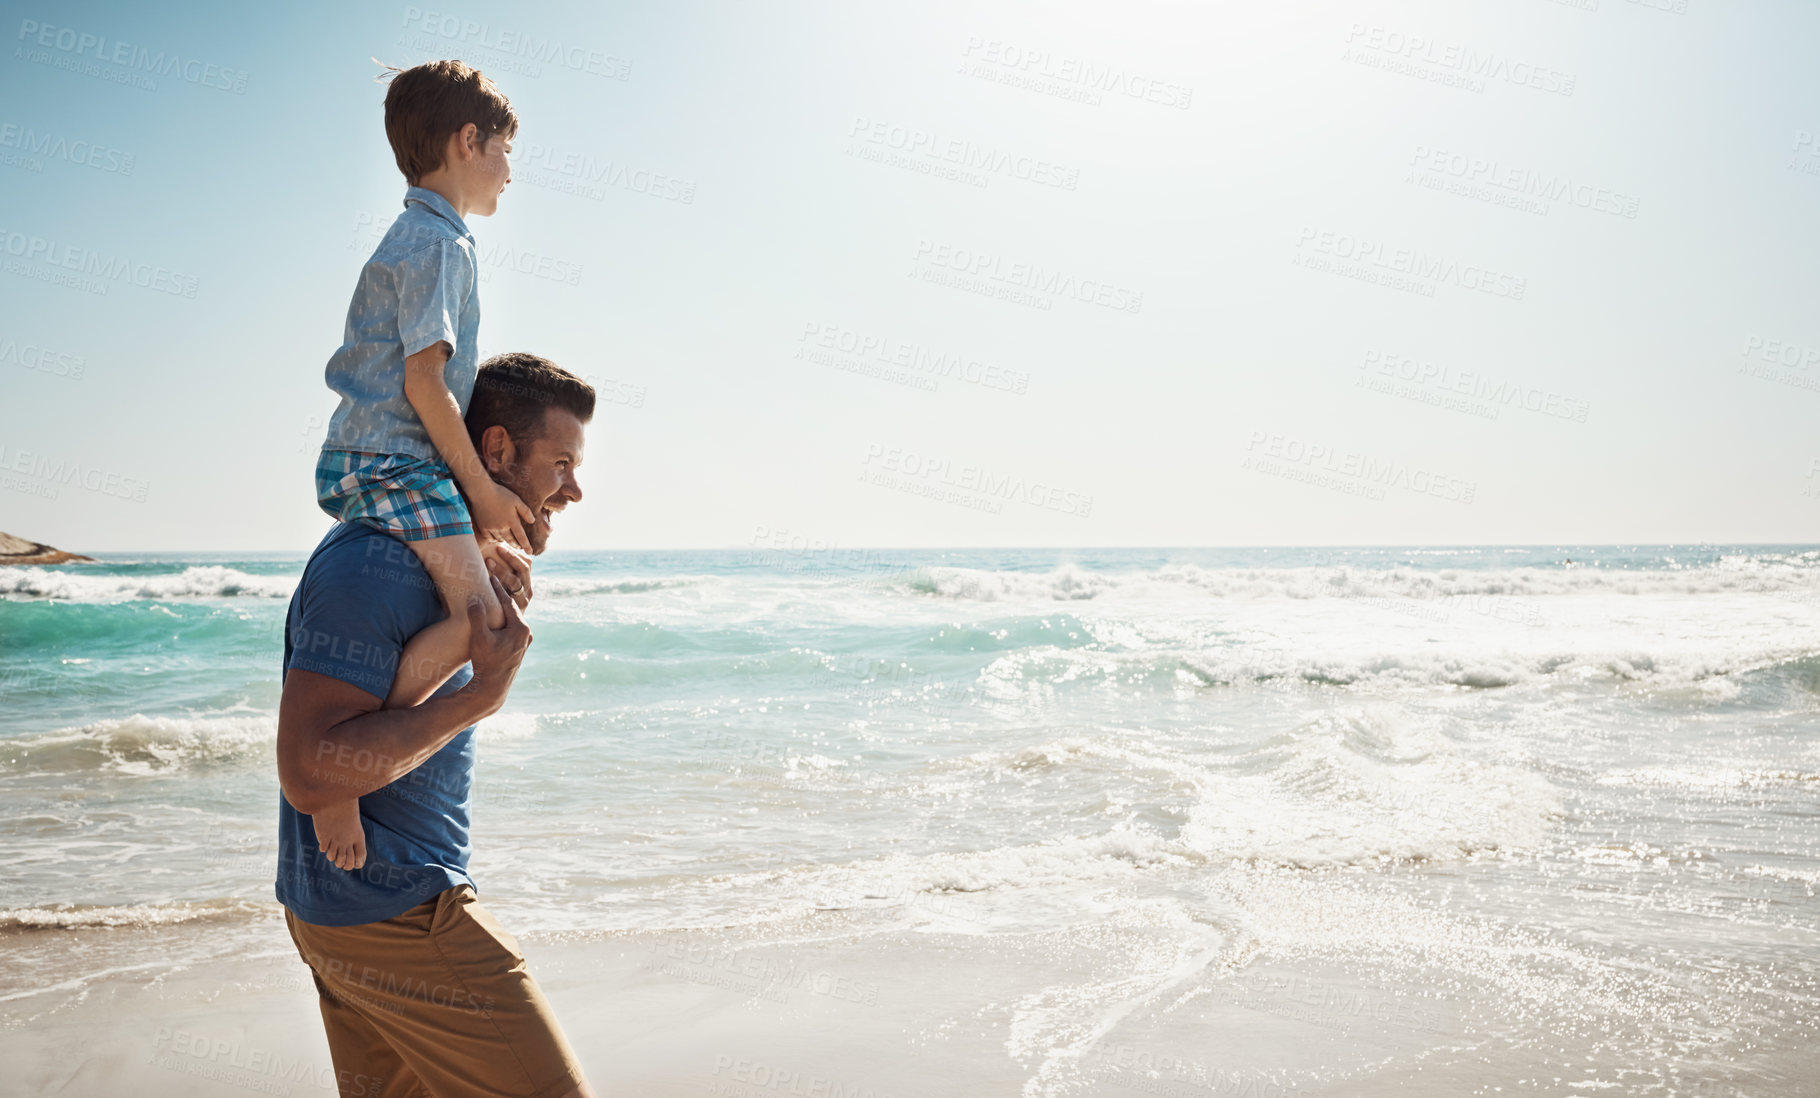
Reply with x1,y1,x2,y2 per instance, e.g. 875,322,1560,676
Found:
4,0,1818,551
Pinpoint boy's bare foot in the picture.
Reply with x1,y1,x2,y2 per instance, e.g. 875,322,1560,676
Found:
313,800,367,871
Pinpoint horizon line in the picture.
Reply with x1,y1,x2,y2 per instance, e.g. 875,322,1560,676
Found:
38,540,1820,557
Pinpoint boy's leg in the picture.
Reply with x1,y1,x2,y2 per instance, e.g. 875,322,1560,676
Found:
388,534,501,709
313,798,368,872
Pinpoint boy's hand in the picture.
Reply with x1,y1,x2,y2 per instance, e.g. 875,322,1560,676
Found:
479,537,533,610
470,480,536,552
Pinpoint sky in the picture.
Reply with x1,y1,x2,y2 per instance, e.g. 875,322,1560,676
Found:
3,0,1819,551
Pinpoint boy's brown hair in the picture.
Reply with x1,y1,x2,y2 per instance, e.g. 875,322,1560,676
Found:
381,60,518,185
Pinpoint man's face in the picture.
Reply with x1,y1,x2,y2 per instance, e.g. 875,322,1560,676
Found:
491,407,585,555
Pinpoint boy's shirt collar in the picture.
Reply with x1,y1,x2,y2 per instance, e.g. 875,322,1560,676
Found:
402,185,473,241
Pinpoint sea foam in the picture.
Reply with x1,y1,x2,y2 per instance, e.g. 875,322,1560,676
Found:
0,565,295,601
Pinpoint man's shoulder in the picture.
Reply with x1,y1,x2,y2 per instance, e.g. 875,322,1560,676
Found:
287,525,441,694
298,524,438,614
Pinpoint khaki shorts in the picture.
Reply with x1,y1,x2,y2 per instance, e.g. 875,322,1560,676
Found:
285,885,585,1098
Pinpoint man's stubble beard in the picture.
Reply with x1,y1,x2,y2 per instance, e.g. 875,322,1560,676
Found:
493,461,550,555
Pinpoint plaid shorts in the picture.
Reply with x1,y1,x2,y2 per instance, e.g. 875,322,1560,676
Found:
315,449,474,542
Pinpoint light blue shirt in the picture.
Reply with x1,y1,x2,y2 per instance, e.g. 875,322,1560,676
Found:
321,187,481,461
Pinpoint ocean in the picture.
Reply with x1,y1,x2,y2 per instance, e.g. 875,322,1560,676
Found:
1,544,1816,1096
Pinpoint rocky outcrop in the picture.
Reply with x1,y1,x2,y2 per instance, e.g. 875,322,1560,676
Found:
0,531,95,564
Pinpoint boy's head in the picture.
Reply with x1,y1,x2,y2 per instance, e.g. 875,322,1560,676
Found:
465,353,595,554
382,59,517,213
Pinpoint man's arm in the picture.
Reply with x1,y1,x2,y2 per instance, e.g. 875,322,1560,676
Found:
277,580,529,814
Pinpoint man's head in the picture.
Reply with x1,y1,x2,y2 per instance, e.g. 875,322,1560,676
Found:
382,59,516,215
465,353,595,554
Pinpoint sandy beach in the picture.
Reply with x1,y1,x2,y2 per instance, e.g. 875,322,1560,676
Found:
5,862,1811,1098
0,909,1684,1098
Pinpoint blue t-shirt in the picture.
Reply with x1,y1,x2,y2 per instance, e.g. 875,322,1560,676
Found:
321,186,481,460
275,521,477,926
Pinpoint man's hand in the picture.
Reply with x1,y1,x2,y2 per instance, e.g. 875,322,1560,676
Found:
461,575,532,716
470,479,536,552
479,538,533,610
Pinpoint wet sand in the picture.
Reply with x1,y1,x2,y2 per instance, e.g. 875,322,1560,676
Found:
11,901,1802,1098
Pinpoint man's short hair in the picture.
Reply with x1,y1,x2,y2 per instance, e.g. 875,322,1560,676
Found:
381,60,518,185
467,353,595,453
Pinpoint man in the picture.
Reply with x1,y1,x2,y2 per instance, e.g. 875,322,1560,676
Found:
275,352,597,1098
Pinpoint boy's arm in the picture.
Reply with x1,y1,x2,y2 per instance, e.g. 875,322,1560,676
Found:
403,343,534,548
278,581,530,813
393,238,532,547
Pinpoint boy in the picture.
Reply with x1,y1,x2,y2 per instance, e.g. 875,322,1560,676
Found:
310,59,527,871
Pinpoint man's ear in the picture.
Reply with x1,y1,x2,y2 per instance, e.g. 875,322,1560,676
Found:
478,424,516,474
455,122,480,161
